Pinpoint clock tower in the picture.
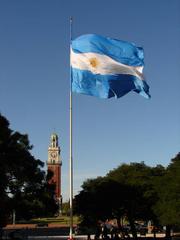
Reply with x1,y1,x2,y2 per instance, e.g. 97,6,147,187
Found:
47,133,62,214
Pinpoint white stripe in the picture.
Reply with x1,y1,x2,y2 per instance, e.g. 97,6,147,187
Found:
71,49,144,80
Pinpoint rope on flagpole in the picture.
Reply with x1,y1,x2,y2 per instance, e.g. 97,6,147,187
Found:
69,16,73,240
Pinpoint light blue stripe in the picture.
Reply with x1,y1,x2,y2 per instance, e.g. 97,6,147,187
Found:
72,34,144,67
72,68,150,99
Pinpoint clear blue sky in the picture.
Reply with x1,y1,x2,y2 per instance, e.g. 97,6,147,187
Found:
0,0,179,200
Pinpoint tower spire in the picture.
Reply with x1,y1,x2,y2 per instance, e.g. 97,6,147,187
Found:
47,133,62,215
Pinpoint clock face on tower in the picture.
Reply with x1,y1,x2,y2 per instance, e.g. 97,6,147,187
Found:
50,152,57,159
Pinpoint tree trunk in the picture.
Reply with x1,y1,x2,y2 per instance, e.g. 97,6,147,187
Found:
153,227,156,239
129,217,137,240
165,225,172,240
117,218,121,229
117,218,122,233
117,218,125,239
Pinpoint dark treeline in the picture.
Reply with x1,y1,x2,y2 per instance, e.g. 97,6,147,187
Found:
0,114,58,231
74,153,180,240
1,113,180,240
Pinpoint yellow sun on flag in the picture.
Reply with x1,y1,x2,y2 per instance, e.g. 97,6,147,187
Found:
89,57,99,68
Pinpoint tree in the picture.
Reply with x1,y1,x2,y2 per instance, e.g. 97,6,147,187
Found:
0,114,58,227
62,201,70,216
74,175,140,238
74,177,123,228
154,153,180,238
107,162,166,239
74,162,166,240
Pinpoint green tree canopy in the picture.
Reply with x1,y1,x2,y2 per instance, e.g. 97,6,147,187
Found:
0,114,58,227
107,162,165,222
74,161,166,239
154,153,180,226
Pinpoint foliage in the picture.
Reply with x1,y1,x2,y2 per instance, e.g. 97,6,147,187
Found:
154,153,180,226
62,201,70,216
0,114,58,227
108,162,166,222
74,161,167,239
74,177,122,225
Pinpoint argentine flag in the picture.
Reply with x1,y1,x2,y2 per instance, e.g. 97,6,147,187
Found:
71,34,150,99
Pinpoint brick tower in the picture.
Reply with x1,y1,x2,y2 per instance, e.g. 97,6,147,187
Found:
47,133,62,214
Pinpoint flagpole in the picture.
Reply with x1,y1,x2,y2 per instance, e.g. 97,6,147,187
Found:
69,16,73,240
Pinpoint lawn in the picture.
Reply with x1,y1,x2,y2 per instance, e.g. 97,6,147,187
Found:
30,215,79,226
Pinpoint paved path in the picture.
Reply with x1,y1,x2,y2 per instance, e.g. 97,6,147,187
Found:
28,236,87,240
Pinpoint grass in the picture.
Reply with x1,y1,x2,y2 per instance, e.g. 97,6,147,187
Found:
30,215,79,225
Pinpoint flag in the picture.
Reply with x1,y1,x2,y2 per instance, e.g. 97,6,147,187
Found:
71,34,150,99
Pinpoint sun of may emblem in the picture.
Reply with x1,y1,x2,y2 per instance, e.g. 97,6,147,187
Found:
89,57,99,68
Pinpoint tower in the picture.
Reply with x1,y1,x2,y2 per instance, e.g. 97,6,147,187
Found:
47,133,62,214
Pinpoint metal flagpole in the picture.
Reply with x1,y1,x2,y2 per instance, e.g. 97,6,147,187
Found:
69,16,73,240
